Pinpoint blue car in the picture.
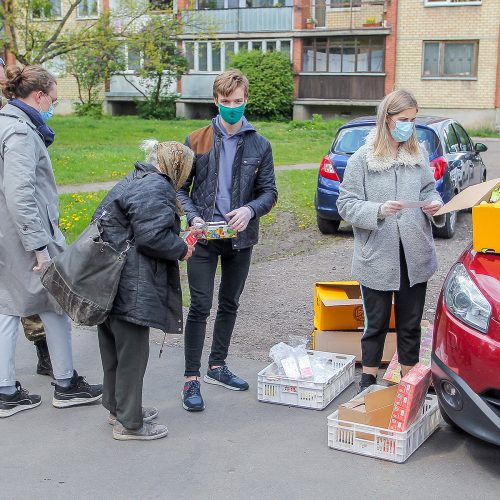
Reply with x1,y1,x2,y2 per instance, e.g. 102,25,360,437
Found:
315,116,488,239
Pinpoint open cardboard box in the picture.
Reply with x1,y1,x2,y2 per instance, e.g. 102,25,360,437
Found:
314,281,396,331
312,329,397,364
435,178,500,253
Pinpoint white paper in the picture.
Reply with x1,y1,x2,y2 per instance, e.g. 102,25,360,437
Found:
399,200,431,209
297,355,313,379
281,357,300,379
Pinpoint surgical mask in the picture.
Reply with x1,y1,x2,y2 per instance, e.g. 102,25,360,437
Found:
40,94,55,122
218,103,245,125
390,120,415,142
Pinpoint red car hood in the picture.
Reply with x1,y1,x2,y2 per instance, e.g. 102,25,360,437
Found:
461,247,500,322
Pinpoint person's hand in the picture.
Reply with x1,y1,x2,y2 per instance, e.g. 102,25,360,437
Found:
181,244,195,261
379,201,403,217
190,217,206,237
226,206,252,232
33,248,51,272
422,200,443,216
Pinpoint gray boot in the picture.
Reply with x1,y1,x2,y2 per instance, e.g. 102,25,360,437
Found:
113,421,168,441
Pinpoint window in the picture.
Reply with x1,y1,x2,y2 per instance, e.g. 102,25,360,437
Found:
301,37,385,73
184,39,292,72
246,0,292,6
443,125,460,154
329,0,361,8
32,0,62,19
425,0,481,6
77,0,98,18
149,0,173,10
422,41,478,78
452,123,473,152
127,47,142,71
198,0,238,8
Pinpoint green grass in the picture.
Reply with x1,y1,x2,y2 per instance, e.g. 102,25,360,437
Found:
469,128,500,139
49,116,343,185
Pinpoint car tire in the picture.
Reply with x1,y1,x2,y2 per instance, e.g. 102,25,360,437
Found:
439,403,464,432
433,211,456,239
316,215,340,234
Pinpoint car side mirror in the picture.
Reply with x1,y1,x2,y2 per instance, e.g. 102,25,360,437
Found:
474,143,488,153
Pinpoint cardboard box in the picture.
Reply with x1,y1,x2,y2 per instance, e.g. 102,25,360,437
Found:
312,329,397,364
389,363,431,432
204,222,237,240
435,178,500,254
383,321,433,383
338,385,399,440
181,231,198,246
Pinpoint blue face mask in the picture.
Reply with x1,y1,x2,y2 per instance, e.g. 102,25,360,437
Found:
390,120,415,142
40,104,54,122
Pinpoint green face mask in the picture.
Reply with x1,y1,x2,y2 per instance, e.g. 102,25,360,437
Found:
218,103,245,125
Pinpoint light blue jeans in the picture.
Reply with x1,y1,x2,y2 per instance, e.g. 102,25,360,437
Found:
0,311,74,387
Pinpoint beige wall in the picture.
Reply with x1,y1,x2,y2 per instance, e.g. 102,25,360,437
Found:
325,3,385,30
395,0,499,115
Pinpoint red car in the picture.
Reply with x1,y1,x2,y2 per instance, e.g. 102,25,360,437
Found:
432,245,500,445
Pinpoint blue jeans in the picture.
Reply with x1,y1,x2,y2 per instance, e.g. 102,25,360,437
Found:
184,240,252,377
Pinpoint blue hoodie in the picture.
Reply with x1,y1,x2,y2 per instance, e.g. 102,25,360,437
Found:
212,115,255,222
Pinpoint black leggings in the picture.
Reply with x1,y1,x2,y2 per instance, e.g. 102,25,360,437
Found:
360,244,427,367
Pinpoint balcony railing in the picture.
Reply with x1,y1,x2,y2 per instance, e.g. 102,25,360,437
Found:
182,7,294,34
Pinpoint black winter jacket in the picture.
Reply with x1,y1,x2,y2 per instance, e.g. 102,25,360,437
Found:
93,162,187,333
178,119,278,250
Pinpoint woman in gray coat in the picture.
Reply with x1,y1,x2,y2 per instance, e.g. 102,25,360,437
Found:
0,65,102,418
337,89,445,393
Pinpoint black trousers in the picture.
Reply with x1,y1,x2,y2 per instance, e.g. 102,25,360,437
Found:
360,245,427,368
184,239,252,377
97,316,149,430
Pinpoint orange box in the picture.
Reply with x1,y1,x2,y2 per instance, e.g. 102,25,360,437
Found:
314,281,396,331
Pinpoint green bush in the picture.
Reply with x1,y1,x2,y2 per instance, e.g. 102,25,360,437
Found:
229,51,294,120
73,102,103,118
136,95,177,120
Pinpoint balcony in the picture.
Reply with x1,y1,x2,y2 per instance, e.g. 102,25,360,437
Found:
182,7,294,34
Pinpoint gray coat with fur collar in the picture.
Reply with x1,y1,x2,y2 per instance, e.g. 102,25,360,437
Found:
337,130,445,291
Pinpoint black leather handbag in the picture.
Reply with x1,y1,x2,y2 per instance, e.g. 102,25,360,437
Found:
41,219,132,326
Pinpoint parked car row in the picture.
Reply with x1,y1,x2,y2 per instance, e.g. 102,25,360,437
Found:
315,116,488,239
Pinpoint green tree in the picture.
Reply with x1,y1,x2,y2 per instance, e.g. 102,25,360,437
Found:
229,50,294,120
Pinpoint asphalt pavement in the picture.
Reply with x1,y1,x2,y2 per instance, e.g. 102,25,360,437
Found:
3,326,499,500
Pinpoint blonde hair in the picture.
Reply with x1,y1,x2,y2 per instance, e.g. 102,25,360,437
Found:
213,69,249,99
374,89,419,157
1,65,56,99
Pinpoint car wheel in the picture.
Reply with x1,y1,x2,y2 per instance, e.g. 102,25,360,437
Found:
433,210,456,239
316,214,340,234
439,403,464,432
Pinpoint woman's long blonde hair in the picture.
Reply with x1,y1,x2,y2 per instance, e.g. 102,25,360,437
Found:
373,89,419,157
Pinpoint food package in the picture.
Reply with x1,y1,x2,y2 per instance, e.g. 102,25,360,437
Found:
181,230,198,246
203,222,237,240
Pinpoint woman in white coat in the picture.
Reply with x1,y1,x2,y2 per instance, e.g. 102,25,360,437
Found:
0,65,102,417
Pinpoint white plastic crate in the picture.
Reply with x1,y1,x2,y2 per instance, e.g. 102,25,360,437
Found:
327,385,442,463
257,350,355,410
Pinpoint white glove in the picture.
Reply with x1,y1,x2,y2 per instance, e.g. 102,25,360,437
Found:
226,206,253,232
379,201,403,218
190,217,206,237
33,247,51,272
422,200,443,216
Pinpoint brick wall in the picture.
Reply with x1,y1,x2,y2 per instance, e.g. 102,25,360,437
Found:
325,3,385,30
395,0,500,110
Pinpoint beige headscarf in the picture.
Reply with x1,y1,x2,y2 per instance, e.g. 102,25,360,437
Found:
155,141,194,214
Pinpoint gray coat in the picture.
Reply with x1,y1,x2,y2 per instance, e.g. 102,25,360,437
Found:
0,104,65,316
337,130,445,291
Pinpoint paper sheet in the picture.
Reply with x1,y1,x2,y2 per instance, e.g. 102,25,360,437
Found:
399,200,431,209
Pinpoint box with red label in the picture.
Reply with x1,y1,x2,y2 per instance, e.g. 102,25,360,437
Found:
389,363,431,432
181,231,198,246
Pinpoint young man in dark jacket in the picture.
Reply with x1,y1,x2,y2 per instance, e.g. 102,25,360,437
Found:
178,69,278,411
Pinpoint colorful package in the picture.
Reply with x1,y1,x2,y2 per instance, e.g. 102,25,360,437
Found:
203,222,237,240
181,230,198,246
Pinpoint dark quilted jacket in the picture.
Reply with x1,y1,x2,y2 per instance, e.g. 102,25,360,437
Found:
92,162,187,333
178,119,278,250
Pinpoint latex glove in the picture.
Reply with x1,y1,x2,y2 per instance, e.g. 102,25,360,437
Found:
190,217,206,238
226,206,253,232
422,200,443,216
33,247,51,272
181,244,195,261
379,201,403,218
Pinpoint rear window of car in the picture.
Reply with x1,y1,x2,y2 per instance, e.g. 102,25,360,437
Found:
332,125,442,159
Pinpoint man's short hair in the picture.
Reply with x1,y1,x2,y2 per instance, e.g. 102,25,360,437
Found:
213,69,249,99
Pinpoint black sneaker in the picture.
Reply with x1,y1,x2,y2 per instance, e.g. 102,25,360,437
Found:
204,365,249,391
52,370,103,408
182,380,205,412
357,373,377,394
0,382,41,418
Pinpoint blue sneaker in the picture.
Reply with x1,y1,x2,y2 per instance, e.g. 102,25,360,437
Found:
204,365,249,391
182,380,205,412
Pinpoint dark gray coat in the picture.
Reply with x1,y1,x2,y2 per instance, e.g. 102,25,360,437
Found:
178,119,278,250
93,163,187,333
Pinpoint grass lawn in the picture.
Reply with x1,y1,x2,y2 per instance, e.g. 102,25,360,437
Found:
469,128,500,139
49,116,342,185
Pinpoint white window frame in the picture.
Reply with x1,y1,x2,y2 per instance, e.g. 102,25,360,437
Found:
421,40,479,79
31,0,63,21
326,0,362,12
76,0,101,20
424,0,482,7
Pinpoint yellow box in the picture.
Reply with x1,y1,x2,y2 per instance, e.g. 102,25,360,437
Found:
314,281,396,331
312,329,397,364
472,202,500,253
